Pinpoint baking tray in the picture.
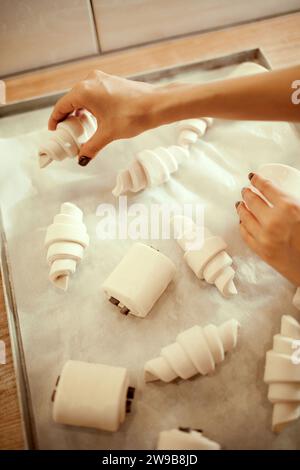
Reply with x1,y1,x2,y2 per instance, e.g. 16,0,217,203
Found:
0,48,271,449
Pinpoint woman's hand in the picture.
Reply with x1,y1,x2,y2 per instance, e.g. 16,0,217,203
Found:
48,70,158,166
48,66,300,166
236,173,300,286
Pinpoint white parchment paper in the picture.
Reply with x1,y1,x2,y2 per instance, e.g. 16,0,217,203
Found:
1,62,300,449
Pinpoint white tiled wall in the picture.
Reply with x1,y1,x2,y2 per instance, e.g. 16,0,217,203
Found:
92,0,300,51
0,0,99,77
1,0,299,77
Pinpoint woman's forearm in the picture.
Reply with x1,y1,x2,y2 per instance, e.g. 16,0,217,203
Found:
49,66,300,162
149,66,300,127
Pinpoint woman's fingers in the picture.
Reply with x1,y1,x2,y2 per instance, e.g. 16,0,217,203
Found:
249,172,286,206
78,130,111,165
236,201,261,238
48,92,78,130
241,187,271,224
239,223,259,252
236,197,267,259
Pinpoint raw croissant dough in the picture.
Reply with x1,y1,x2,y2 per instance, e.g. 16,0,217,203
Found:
112,145,189,196
52,360,134,432
44,202,89,291
144,319,240,382
177,117,213,147
157,428,220,450
38,111,96,168
102,243,176,318
112,116,213,196
264,315,300,433
173,215,237,297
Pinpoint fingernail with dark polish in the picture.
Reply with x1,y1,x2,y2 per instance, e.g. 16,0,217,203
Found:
248,172,254,181
78,156,91,166
235,201,241,209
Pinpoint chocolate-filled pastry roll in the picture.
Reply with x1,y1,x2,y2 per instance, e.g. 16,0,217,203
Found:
157,428,220,450
102,243,176,318
52,360,133,432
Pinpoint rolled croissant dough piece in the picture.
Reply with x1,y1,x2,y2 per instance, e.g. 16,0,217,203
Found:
38,111,97,168
173,215,237,297
102,243,176,318
52,360,132,432
264,315,300,433
144,318,240,382
292,287,300,310
45,202,89,291
157,428,221,450
177,117,213,147
112,145,189,196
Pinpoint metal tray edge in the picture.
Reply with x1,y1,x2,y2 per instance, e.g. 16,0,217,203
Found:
0,208,37,449
0,48,271,118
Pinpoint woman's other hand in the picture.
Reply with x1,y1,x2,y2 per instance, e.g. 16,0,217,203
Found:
236,172,300,286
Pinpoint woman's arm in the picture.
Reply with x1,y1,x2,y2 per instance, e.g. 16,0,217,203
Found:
152,65,300,124
48,67,300,285
48,66,300,165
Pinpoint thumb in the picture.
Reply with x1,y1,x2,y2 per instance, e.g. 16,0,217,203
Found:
78,131,110,166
